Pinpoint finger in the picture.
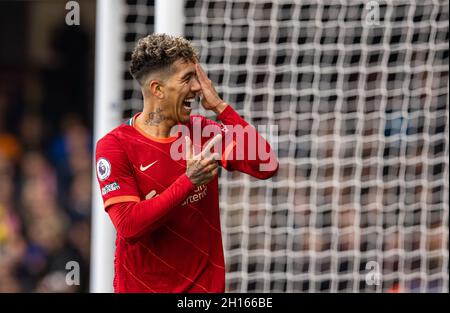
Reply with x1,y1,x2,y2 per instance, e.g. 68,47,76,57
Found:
202,162,218,174
192,159,206,170
195,63,205,80
198,171,217,185
192,142,205,161
202,169,218,184
200,152,220,166
195,63,209,84
200,134,222,159
210,152,220,161
204,158,219,167
201,153,220,166
185,136,192,160
199,157,217,168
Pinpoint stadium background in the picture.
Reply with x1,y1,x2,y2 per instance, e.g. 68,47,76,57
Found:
0,0,448,292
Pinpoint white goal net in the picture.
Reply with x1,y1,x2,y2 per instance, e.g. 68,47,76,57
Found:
118,0,449,292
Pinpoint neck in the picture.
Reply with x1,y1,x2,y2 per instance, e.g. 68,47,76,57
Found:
136,99,177,138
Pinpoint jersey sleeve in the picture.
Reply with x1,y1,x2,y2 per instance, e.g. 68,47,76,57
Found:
95,134,140,210
200,104,279,179
106,174,195,240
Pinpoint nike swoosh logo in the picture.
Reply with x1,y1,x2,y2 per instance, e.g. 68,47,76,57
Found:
140,160,158,171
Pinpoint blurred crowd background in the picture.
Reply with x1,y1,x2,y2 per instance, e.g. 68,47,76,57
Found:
0,1,96,292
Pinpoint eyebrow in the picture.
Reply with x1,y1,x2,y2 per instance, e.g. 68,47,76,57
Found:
181,71,196,80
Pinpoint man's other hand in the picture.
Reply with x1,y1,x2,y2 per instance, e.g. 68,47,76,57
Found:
185,134,221,186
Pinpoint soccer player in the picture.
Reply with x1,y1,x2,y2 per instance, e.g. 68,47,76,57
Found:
95,33,278,292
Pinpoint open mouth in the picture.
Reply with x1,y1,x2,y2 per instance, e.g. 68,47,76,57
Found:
183,97,195,111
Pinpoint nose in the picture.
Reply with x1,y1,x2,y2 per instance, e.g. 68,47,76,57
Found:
191,76,201,93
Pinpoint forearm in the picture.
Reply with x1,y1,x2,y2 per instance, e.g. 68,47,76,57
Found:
195,63,278,178
217,105,279,179
107,174,194,241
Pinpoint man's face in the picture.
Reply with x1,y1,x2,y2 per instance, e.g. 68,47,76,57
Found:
161,59,201,124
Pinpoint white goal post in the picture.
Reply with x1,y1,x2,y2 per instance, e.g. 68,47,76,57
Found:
90,0,125,293
90,0,186,293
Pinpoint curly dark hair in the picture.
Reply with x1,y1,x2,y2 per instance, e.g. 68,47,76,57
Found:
129,33,199,85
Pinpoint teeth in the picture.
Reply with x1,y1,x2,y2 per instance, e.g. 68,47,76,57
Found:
183,97,195,112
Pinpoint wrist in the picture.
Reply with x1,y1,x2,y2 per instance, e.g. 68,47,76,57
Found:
212,101,228,115
181,173,195,189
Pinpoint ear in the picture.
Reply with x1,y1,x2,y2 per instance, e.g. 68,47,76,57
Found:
149,80,164,99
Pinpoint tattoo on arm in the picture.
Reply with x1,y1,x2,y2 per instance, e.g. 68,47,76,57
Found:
145,108,166,125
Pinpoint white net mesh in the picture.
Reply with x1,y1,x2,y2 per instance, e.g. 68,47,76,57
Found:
122,0,155,118
120,0,449,292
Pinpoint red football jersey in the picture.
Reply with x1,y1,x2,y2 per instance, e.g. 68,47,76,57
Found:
95,105,278,293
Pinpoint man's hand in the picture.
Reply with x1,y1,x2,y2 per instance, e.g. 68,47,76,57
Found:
195,63,228,115
185,134,222,186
